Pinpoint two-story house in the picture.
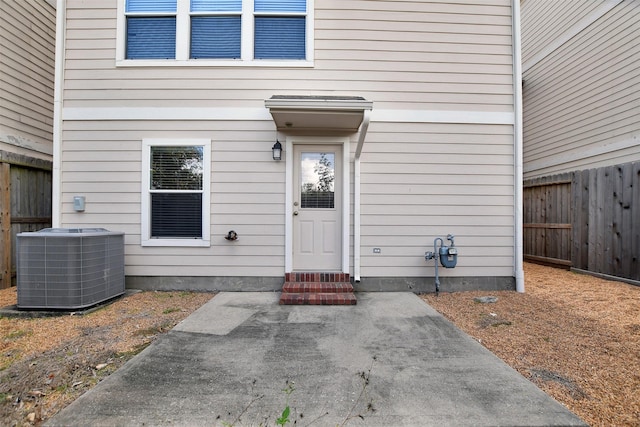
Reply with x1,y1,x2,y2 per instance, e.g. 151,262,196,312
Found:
52,0,525,296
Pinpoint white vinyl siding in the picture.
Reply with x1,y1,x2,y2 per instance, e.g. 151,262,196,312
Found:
59,0,517,280
522,1,640,178
0,0,55,157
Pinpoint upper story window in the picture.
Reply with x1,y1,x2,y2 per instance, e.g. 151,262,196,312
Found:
120,0,312,65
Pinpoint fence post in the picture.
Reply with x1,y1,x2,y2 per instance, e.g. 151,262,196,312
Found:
0,162,11,288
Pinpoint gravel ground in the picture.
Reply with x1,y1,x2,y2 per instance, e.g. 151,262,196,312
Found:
0,262,638,426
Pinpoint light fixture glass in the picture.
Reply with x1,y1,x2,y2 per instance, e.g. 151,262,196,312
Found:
272,140,282,160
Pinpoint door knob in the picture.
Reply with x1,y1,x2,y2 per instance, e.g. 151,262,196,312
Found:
293,211,299,216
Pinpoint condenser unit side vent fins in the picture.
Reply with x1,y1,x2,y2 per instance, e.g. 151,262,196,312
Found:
16,228,125,310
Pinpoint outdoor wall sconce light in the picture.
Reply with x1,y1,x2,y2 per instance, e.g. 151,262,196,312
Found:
272,141,282,161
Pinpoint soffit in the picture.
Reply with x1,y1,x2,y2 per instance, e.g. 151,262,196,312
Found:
265,95,373,132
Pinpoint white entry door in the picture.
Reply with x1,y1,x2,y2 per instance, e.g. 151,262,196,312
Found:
292,144,342,271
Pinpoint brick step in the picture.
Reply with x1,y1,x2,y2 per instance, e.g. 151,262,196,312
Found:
282,282,354,293
285,272,350,283
279,292,357,306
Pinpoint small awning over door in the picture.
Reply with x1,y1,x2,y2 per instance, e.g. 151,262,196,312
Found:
265,95,373,132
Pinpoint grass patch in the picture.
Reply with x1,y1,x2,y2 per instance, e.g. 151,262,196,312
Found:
116,342,152,359
134,322,174,337
162,308,181,315
0,350,22,372
5,329,31,340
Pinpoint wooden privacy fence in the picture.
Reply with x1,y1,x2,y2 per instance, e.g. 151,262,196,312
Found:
0,151,52,288
524,161,640,283
523,174,572,267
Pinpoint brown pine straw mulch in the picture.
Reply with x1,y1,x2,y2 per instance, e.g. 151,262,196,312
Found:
421,262,640,427
0,262,638,426
0,289,214,426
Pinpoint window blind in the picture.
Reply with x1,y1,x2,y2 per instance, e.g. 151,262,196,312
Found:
151,193,203,238
126,0,177,13
150,146,203,190
191,0,241,12
254,17,305,59
127,17,177,59
191,16,241,58
254,0,306,12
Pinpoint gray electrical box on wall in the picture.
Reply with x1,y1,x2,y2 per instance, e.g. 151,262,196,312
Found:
73,196,85,212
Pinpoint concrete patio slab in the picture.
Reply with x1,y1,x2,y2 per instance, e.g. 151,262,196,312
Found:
47,292,586,427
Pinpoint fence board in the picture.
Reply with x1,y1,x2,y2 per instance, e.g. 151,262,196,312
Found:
0,164,10,288
612,165,623,275
523,174,572,267
576,169,590,270
9,165,52,283
621,163,633,278
633,162,640,280
530,161,639,282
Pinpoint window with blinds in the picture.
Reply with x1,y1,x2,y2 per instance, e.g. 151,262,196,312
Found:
124,0,308,61
126,0,177,59
149,145,204,239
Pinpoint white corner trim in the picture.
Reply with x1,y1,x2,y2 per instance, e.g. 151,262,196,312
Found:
522,0,624,73
512,0,525,293
52,0,66,228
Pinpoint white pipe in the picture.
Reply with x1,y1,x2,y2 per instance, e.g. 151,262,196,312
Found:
52,0,66,228
512,0,525,292
354,158,361,282
353,110,371,282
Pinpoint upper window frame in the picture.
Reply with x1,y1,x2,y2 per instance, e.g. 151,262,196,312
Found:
141,138,211,247
116,0,314,67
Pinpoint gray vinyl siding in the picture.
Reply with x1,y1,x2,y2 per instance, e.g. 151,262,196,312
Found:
522,0,640,179
61,119,287,278
0,0,55,157
62,0,514,112
60,0,517,280
359,122,515,278
520,0,603,64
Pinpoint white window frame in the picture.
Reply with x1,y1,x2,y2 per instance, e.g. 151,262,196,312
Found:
116,0,314,67
141,138,211,247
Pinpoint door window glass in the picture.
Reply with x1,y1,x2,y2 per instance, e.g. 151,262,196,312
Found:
300,152,334,209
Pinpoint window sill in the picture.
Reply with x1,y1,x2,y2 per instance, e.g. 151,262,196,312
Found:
116,59,314,68
141,239,211,247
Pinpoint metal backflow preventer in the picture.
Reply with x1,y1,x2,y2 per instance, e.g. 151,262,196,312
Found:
425,234,458,293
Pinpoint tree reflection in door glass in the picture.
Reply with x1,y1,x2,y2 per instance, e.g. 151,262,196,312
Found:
301,152,335,209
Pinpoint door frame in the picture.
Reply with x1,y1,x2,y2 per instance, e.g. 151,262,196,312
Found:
285,136,350,274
